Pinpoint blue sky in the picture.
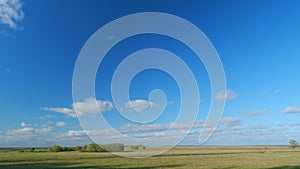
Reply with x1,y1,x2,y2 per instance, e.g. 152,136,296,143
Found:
1,0,300,147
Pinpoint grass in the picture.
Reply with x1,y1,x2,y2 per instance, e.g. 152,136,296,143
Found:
0,146,300,169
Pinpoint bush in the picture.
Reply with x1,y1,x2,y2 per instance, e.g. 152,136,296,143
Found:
29,147,35,152
130,146,139,150
103,143,124,152
130,145,145,151
49,143,125,153
80,145,87,152
51,146,62,152
62,146,75,151
139,145,146,150
50,146,76,152
75,146,82,151
84,143,106,152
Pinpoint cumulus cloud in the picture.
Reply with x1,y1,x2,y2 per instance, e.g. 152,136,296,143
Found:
180,129,196,135
125,99,154,112
43,107,76,117
117,118,240,134
6,126,53,136
119,123,169,133
43,98,114,117
244,109,269,116
20,122,32,127
56,121,68,127
281,105,300,114
66,130,87,137
221,117,242,127
0,0,24,30
38,114,55,120
118,121,205,133
73,98,114,115
63,117,243,144
4,117,300,146
2,125,55,147
246,125,268,130
216,89,238,101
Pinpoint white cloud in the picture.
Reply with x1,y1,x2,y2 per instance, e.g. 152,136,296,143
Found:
46,120,54,125
246,125,268,130
221,117,242,127
281,105,300,114
66,130,87,137
73,98,114,115
0,0,24,30
43,107,76,117
274,89,280,94
71,117,242,144
244,109,269,116
119,123,169,133
216,89,238,101
3,118,300,146
43,98,114,117
125,99,154,112
20,122,32,127
2,125,55,147
118,121,204,134
180,129,196,135
6,126,53,136
132,132,166,138
38,114,55,120
117,118,239,134
56,121,68,127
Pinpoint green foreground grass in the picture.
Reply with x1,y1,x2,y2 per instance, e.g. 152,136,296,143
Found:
1,146,300,169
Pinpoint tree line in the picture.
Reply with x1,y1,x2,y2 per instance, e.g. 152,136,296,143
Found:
49,143,146,152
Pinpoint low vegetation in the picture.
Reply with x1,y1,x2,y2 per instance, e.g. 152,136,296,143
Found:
130,145,146,151
49,143,125,152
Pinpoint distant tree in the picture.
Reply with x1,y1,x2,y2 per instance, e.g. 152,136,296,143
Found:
85,143,106,152
62,146,68,151
139,145,146,150
29,147,35,152
51,146,62,152
61,146,75,151
130,145,145,151
130,146,139,151
80,145,87,152
75,146,82,151
103,143,124,152
289,139,299,149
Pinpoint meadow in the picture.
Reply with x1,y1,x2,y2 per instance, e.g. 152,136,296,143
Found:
0,146,300,169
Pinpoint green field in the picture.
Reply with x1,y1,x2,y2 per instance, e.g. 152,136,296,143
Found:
1,146,300,169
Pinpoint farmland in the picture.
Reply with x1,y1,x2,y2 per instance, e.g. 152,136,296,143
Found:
1,146,300,169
